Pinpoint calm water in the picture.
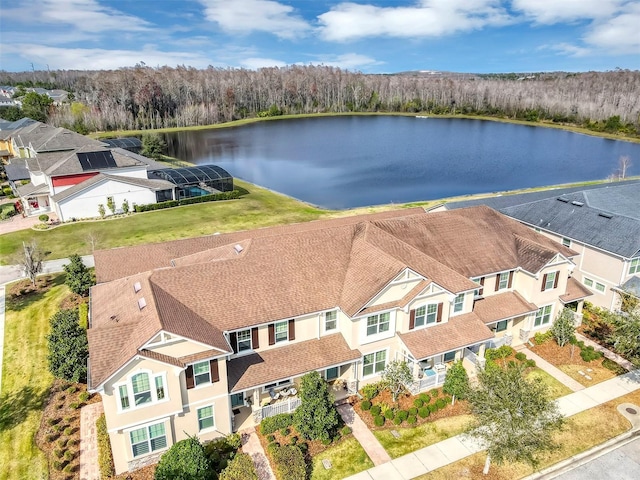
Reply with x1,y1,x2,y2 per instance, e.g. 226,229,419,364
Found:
164,116,640,209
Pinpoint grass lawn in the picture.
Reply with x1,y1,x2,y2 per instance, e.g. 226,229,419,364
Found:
413,402,630,480
310,437,374,480
559,364,617,386
526,369,573,399
374,415,473,459
0,275,68,480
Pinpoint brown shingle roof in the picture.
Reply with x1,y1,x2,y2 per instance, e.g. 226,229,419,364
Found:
472,291,538,324
227,334,361,392
399,313,494,360
560,277,593,304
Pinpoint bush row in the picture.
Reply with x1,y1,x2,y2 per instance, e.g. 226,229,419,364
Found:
260,413,294,435
133,189,242,212
96,413,115,479
363,393,450,428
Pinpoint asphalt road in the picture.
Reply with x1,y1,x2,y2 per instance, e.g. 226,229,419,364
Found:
0,255,94,285
552,436,640,480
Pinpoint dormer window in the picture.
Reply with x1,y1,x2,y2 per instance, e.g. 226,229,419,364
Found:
237,330,252,352
453,294,464,313
116,371,168,412
496,271,513,291
324,311,337,332
541,271,559,292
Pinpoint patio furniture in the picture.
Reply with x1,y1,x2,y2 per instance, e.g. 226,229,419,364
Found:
289,388,297,396
280,389,290,398
268,388,279,401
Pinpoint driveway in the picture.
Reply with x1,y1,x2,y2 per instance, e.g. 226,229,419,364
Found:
0,211,59,235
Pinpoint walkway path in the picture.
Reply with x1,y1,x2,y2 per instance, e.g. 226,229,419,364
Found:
517,346,585,392
80,402,104,480
0,286,5,394
337,404,391,466
241,427,276,480
346,370,640,480
576,332,635,371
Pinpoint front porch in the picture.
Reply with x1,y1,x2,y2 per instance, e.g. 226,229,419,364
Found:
16,183,52,217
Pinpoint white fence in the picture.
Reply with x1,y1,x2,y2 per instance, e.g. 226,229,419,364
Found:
406,370,446,395
253,397,301,423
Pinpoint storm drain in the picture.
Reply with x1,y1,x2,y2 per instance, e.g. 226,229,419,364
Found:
626,407,638,415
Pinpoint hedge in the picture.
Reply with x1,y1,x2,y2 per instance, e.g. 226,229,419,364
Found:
133,190,241,212
78,302,89,329
260,413,294,435
96,414,114,479
268,444,306,480
219,452,259,480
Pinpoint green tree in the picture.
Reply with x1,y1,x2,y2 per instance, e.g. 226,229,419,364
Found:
443,360,469,405
608,311,640,365
293,371,340,441
122,198,130,214
381,360,413,402
98,203,105,218
154,437,213,480
47,309,88,383
21,91,53,122
467,363,564,474
63,254,94,297
141,133,167,159
0,105,24,121
106,196,116,215
551,308,576,347
219,453,258,480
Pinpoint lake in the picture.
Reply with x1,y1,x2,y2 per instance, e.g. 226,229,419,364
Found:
163,116,640,209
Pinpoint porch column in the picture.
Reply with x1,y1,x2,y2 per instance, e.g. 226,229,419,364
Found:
478,343,486,358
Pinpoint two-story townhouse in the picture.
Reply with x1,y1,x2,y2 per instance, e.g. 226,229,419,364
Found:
89,206,589,474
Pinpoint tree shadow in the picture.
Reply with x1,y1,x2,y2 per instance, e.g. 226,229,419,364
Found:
0,385,49,432
5,274,66,312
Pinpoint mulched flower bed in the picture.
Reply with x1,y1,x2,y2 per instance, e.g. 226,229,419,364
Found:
36,379,101,480
353,387,470,431
531,340,600,368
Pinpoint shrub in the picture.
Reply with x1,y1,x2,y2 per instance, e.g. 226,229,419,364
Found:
64,255,94,297
361,382,383,401
279,427,290,436
418,407,430,418
267,434,276,443
79,391,90,402
54,448,64,458
361,400,372,411
384,409,395,420
64,427,73,436
397,410,409,421
155,437,212,480
52,424,62,432
374,416,385,427
78,303,89,330
48,309,88,383
393,416,403,425
408,407,418,416
39,214,49,222
419,393,431,404
485,345,514,360
407,415,417,425
260,413,293,435
270,445,306,480
430,389,439,398
57,438,68,448
341,426,352,436
290,436,298,445
53,460,63,471
526,359,536,368
69,403,80,410
47,418,59,426
133,190,241,212
294,371,340,441
45,433,58,442
602,358,626,374
96,414,114,479
534,330,553,345
370,405,381,416
63,464,74,473
321,437,332,445
298,442,308,454
515,352,527,361
219,453,258,480
413,398,424,408
226,433,242,450
580,345,603,362
435,398,446,409
66,386,78,394
429,403,438,413
64,450,74,461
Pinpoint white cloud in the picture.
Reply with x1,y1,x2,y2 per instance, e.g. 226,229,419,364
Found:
239,57,288,69
512,0,623,24
584,3,640,54
317,0,511,42
2,44,213,70
313,53,383,70
2,0,152,33
199,0,310,39
542,43,593,57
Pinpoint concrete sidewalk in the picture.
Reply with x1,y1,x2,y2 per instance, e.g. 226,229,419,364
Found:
518,346,585,392
345,370,640,480
337,404,391,466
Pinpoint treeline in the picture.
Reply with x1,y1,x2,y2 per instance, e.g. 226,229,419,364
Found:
1,66,639,134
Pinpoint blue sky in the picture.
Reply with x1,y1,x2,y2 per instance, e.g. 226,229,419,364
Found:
1,0,639,73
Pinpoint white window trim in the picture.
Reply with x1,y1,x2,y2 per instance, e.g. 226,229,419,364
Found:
274,320,289,344
324,366,340,381
262,379,292,393
360,310,396,345
323,310,338,333
114,370,169,413
129,420,168,459
629,258,640,275
236,329,253,353
583,276,606,295
453,294,464,314
230,392,245,408
497,272,510,291
362,348,388,378
192,360,212,389
197,405,216,433
533,304,554,330
414,303,438,330
543,271,557,291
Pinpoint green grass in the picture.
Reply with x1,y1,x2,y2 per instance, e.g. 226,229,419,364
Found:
310,437,374,480
526,368,573,399
374,415,473,459
0,274,68,480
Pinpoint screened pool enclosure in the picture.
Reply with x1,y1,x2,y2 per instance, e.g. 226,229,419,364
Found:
149,165,234,201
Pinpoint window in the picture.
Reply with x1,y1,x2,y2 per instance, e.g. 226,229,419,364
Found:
534,305,553,328
595,282,606,293
366,312,390,336
264,379,291,391
197,406,215,431
325,366,339,381
630,258,640,275
494,320,508,332
363,350,386,377
497,272,510,290
543,272,557,291
119,385,130,410
231,393,244,408
583,277,594,287
237,329,252,352
131,373,152,406
472,277,484,297
275,321,288,343
562,237,571,247
583,277,606,293
453,294,464,313
130,423,167,457
324,311,337,331
443,351,456,362
415,304,437,328
194,361,211,386
155,376,165,400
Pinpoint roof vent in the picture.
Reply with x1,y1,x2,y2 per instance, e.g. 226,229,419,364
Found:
133,281,142,293
137,297,147,310
234,244,244,254
598,212,613,219
557,197,569,203
571,201,584,207
110,314,118,322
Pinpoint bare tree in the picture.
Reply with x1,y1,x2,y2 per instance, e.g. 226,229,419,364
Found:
17,240,48,285
85,231,102,251
618,155,633,180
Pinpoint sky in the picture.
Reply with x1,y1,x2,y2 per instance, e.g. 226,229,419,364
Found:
0,0,639,74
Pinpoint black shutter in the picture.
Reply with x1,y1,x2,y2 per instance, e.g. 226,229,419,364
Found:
508,271,513,288
268,324,275,345
229,332,237,353
288,319,295,341
210,359,219,383
252,327,259,349
185,365,194,389
436,303,443,322
409,309,416,330
554,271,560,289
541,273,548,292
